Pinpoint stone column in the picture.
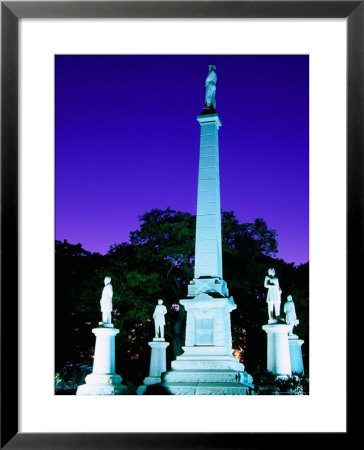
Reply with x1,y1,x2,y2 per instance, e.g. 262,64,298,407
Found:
194,113,223,279
148,340,170,378
288,336,304,375
262,324,292,376
92,327,118,373
77,326,127,395
137,339,169,394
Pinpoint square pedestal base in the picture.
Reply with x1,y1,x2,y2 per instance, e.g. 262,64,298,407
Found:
165,382,250,395
147,381,251,395
76,373,128,395
76,383,128,395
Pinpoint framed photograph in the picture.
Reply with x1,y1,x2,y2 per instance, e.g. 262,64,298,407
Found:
1,1,355,447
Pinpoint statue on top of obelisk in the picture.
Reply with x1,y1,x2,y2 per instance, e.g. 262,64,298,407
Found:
204,64,217,112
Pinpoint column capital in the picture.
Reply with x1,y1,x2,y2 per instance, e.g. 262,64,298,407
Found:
148,341,170,350
197,113,222,128
262,324,291,334
92,327,120,337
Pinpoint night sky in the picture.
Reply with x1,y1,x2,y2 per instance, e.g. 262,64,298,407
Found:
56,55,309,265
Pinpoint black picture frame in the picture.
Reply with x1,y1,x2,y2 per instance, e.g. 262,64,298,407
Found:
1,1,356,448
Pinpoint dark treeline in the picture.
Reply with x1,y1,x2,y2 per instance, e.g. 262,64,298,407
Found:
55,208,309,390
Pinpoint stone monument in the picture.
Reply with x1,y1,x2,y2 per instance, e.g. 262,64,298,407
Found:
153,299,167,340
137,300,170,394
264,268,282,323
204,64,217,111
284,294,299,336
155,66,253,394
100,276,113,325
76,277,128,395
262,269,292,376
284,295,304,374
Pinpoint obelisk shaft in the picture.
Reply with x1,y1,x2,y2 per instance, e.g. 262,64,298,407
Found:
194,113,223,279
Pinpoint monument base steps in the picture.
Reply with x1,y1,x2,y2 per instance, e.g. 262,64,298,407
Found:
143,366,253,395
163,369,252,384
146,381,251,395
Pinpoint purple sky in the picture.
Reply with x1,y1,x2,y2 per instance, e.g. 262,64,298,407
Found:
56,55,309,265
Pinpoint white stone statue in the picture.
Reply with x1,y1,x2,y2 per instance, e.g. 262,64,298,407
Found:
100,276,113,324
204,64,217,109
153,299,167,339
284,295,299,336
264,268,281,321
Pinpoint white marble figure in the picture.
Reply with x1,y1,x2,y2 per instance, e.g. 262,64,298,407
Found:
264,268,281,321
205,64,217,109
153,299,167,339
284,295,299,336
100,276,113,324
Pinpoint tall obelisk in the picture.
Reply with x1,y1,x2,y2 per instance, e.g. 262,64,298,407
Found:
187,64,228,298
157,66,252,395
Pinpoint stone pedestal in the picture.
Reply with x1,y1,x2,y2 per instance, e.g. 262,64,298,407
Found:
76,326,128,395
288,336,304,375
137,339,170,394
262,324,292,376
157,293,252,395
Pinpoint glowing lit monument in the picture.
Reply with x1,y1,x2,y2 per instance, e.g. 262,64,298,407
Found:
137,300,170,394
158,65,252,394
262,268,294,377
76,277,128,395
284,295,304,374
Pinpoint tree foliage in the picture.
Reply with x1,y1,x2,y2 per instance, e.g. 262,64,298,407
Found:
252,369,309,395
